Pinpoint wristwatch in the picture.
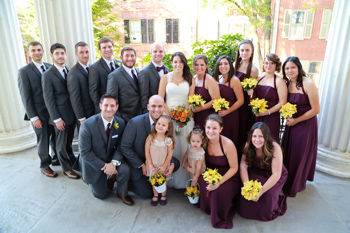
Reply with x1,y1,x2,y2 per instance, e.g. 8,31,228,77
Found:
111,160,121,167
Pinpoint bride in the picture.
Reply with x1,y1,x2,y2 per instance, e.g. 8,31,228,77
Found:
158,52,194,189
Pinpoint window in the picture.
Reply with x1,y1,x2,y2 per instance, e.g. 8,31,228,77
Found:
319,9,332,39
141,19,154,43
166,19,179,43
282,10,314,40
308,61,321,74
124,19,154,44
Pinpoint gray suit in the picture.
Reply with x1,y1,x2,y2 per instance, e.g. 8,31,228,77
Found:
106,66,142,122
139,62,169,111
120,113,179,198
89,58,120,113
67,62,94,120
42,65,77,171
79,114,129,199
18,62,57,168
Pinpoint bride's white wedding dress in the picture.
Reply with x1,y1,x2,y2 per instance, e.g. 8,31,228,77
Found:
165,72,194,189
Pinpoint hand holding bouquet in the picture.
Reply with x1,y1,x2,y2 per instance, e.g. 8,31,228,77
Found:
280,102,297,119
241,180,262,201
241,77,258,91
250,98,268,115
188,94,206,108
212,98,230,112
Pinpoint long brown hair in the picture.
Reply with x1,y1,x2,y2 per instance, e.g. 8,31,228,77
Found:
282,56,306,89
213,55,235,83
148,115,175,148
243,122,274,168
234,39,254,77
171,52,192,86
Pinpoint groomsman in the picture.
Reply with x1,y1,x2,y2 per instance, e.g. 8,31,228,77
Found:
139,42,169,111
42,43,80,179
89,37,120,113
79,94,134,205
106,47,142,122
67,41,94,124
18,41,58,177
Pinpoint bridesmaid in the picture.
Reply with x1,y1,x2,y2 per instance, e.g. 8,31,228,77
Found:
281,56,320,197
213,55,244,146
234,40,259,155
190,55,220,129
238,122,288,221
198,114,241,229
253,53,287,141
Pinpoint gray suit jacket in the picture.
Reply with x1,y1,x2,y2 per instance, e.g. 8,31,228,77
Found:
67,62,94,120
18,62,52,121
106,66,142,121
89,58,120,113
79,114,125,184
42,65,76,125
139,62,169,111
120,113,151,169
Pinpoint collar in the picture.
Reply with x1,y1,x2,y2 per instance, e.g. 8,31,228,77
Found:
102,57,114,65
152,61,163,68
122,64,136,77
101,115,114,130
78,62,88,69
33,61,45,73
148,114,155,127
54,64,66,72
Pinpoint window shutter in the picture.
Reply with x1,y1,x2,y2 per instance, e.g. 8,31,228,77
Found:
319,9,332,39
173,19,179,43
282,10,291,38
304,10,314,39
141,19,147,43
166,19,172,43
124,20,130,44
148,19,154,43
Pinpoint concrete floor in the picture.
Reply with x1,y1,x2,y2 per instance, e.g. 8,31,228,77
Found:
0,147,349,233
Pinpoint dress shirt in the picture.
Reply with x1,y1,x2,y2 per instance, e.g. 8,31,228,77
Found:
152,61,165,76
102,58,115,70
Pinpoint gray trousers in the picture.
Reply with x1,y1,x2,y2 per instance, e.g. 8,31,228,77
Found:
54,122,76,171
90,163,130,199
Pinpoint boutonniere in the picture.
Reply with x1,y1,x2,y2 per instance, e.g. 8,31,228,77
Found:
113,122,119,129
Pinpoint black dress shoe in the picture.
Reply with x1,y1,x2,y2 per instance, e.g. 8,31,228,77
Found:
41,167,58,178
63,170,80,179
118,194,134,206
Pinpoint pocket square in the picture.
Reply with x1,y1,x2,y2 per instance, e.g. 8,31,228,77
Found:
112,135,119,139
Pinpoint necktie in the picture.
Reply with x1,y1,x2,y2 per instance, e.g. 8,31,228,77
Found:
131,69,139,88
63,69,68,79
86,67,89,74
106,123,111,138
40,65,46,73
110,62,115,71
156,66,165,72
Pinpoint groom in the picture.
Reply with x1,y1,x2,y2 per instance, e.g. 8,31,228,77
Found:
121,95,179,198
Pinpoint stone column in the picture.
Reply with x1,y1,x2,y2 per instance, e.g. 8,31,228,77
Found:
34,0,96,67
317,0,350,178
0,1,36,153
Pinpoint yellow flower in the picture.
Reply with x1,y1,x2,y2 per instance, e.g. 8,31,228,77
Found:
113,122,119,129
188,94,206,108
250,98,268,114
212,98,230,112
184,185,200,197
241,77,258,91
149,173,166,187
280,102,297,119
202,168,222,185
241,180,262,201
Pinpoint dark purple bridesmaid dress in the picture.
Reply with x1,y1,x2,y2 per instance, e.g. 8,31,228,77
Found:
218,83,239,146
198,137,241,229
194,75,214,129
235,71,255,156
238,159,288,221
282,88,318,197
254,75,280,141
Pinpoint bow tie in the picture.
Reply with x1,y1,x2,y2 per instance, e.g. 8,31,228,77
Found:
156,66,165,72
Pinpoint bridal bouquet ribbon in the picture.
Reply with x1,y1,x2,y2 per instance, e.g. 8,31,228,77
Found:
212,98,229,112
241,77,258,91
280,102,297,119
250,98,268,114
241,180,262,201
188,94,206,108
169,106,191,127
202,168,222,185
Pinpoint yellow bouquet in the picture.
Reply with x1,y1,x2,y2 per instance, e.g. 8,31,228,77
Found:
188,94,206,108
202,168,222,185
280,102,297,119
250,98,268,114
212,98,230,112
241,77,258,91
149,173,166,187
241,180,262,201
184,185,200,197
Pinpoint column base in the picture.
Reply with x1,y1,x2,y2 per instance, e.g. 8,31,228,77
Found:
317,145,350,178
0,124,36,154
